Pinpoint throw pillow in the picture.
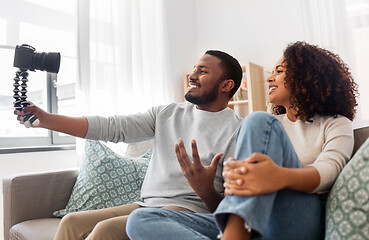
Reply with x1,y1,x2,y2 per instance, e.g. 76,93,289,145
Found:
325,138,369,240
53,140,151,217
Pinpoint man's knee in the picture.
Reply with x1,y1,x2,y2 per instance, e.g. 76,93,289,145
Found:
92,220,113,234
59,213,81,229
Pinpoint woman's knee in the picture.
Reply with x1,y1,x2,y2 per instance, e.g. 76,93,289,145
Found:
127,208,156,227
240,111,275,129
126,208,158,238
237,112,277,141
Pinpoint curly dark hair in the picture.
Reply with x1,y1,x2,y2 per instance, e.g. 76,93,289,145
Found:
270,41,359,121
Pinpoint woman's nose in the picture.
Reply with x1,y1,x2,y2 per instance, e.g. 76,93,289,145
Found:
267,75,274,83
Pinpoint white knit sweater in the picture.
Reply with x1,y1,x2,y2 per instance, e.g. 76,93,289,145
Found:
276,114,354,192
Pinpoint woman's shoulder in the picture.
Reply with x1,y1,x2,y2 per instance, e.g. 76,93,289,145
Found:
314,114,352,125
312,114,353,133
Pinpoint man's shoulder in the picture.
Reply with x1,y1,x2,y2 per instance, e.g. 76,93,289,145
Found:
152,102,193,116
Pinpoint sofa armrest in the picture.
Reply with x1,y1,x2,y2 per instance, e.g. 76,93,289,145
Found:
3,169,78,240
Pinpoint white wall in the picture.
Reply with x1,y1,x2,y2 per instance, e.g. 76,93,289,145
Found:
194,0,305,73
0,150,79,240
163,0,308,101
163,0,198,102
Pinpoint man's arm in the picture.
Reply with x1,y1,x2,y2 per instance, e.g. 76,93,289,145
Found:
175,139,224,212
18,102,88,138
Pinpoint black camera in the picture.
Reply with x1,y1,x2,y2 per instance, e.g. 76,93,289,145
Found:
13,44,61,73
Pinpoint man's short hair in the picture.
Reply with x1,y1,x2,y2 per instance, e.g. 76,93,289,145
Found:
205,50,243,99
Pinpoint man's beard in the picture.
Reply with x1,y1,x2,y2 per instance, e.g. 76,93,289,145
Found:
184,85,218,105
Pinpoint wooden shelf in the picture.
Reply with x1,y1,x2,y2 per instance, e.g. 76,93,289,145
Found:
228,100,249,106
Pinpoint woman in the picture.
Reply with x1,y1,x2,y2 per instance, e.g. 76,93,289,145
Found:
126,41,359,240
216,41,358,239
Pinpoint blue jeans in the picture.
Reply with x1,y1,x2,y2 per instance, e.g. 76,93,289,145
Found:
126,112,325,240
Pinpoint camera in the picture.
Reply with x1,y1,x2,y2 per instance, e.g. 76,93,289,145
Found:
13,44,61,73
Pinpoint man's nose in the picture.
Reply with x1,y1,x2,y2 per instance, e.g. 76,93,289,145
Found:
189,71,198,80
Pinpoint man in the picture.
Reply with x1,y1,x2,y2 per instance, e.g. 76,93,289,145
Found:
17,50,243,240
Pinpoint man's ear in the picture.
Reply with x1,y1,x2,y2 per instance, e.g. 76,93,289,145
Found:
220,79,235,94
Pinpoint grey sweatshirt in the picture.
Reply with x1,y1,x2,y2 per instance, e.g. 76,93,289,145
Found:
85,102,242,213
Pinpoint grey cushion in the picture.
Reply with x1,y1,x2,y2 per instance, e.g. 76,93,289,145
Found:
9,218,61,240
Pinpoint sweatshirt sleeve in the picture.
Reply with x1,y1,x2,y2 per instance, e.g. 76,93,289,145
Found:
309,116,354,192
84,106,165,143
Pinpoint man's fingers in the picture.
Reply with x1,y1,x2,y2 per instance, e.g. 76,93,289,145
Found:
178,139,193,168
210,153,223,169
175,144,187,171
191,139,202,166
191,140,200,165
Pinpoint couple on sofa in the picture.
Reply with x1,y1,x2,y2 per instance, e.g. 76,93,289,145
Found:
16,41,358,240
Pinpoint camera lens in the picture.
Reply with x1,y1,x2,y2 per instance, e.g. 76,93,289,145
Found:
33,52,61,73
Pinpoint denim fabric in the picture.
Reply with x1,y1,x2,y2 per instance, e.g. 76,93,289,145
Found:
127,112,325,240
126,208,218,240
214,112,325,239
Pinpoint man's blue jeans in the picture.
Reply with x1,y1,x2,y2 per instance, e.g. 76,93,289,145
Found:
126,112,325,240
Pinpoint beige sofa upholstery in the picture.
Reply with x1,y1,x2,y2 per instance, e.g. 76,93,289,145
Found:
3,170,78,240
3,128,369,240
3,140,154,240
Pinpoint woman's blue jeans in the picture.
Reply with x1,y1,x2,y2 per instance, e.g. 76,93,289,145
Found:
126,112,325,240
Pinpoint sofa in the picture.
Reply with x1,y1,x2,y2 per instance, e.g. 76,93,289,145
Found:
3,127,369,240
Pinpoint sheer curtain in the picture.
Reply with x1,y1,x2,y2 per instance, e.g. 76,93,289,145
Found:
299,0,369,128
77,0,174,116
76,0,174,154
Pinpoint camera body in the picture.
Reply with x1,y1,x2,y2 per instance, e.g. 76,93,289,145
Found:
13,44,61,73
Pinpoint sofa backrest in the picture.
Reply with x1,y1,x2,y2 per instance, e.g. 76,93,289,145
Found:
353,126,369,155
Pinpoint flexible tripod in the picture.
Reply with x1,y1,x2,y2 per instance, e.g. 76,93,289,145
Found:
13,69,40,128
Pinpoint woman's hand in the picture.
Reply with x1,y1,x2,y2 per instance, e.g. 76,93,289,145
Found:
223,153,286,196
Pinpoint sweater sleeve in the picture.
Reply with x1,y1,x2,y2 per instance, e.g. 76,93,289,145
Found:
84,105,165,143
309,116,354,192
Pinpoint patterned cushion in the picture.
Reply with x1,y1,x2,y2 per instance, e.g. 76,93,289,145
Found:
53,140,151,217
325,138,369,240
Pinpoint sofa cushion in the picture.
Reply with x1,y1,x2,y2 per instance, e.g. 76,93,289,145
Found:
325,137,369,240
9,218,61,240
53,140,151,217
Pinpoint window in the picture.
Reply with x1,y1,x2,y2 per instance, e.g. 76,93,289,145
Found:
346,0,369,128
0,0,78,148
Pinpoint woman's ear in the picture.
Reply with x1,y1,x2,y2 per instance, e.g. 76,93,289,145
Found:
220,79,235,94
